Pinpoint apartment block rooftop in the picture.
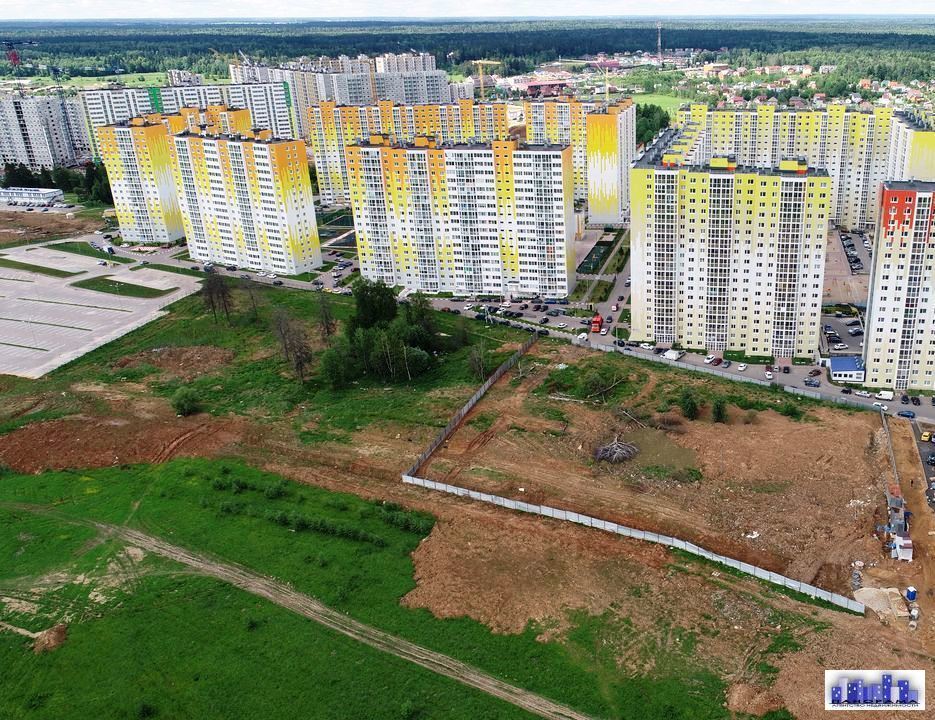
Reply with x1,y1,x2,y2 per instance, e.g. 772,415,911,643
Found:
883,179,935,192
349,134,569,152
636,125,828,177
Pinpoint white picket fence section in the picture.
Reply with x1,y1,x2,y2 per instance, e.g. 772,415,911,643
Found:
402,474,865,615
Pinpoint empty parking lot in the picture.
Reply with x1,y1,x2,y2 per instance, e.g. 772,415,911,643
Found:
0,243,200,378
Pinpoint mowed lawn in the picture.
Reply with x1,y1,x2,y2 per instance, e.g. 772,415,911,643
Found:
633,93,687,114
0,459,741,720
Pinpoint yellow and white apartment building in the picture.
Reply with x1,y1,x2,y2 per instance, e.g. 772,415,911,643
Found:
525,98,636,224
98,107,321,274
96,115,184,245
308,100,509,205
676,104,935,230
630,125,831,358
169,127,321,275
862,181,935,391
345,135,576,298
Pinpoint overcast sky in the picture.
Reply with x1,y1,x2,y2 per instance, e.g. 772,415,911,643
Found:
1,1,934,21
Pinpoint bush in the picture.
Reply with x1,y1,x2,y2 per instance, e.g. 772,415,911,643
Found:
778,402,804,420
678,389,699,420
712,397,728,423
170,387,200,416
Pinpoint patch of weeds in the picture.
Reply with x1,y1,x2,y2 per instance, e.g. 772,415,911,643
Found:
468,412,496,432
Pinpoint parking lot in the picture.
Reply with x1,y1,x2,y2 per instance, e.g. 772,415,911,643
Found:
819,313,864,356
0,242,201,378
823,227,870,306
910,421,935,508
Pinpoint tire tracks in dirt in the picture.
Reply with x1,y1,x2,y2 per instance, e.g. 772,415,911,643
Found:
3,503,594,720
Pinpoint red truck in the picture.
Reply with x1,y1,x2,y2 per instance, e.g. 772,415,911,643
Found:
590,314,603,333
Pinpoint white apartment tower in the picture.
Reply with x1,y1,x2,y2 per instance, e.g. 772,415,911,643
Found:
863,181,935,391
0,94,89,170
346,136,576,298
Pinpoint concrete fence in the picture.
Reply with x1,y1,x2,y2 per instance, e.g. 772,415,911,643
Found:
402,475,865,615
404,333,539,477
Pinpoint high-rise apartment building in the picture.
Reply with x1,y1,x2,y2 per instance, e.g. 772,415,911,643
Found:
169,128,321,275
675,104,935,230
886,110,935,184
309,100,509,205
0,94,89,170
586,103,637,225
96,115,184,245
80,83,294,157
862,181,935,390
345,136,575,298
525,98,636,223
162,106,253,136
630,126,830,358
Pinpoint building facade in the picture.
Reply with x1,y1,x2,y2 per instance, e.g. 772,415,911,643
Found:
79,88,158,156
162,106,253,136
0,94,89,170
169,128,322,275
630,127,830,358
676,104,935,230
166,69,205,86
862,181,935,390
525,98,636,223
96,115,184,244
345,136,575,298
309,100,509,205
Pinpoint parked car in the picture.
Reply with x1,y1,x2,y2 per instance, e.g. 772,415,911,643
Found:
841,387,853,394
599,328,608,336
639,343,654,350
617,295,625,302
711,358,722,366
653,347,665,355
927,453,935,466
765,371,774,380
577,332,588,340
833,343,849,350
272,280,283,286
808,369,822,377
873,402,889,412
721,360,731,369
897,410,916,419
901,395,910,405
539,317,549,324
911,396,921,406
855,390,871,398
737,363,747,372
921,431,932,442
704,354,716,364
782,366,790,374
556,322,568,329
805,378,820,388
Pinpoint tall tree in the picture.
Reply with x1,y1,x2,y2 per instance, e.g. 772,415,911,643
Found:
351,278,397,331
317,291,337,342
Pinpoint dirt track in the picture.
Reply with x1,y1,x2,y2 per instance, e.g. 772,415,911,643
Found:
7,504,592,720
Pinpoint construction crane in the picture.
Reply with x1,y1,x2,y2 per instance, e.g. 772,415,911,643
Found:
471,59,500,102
3,40,38,68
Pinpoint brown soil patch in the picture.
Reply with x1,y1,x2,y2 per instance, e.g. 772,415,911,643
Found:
421,362,889,587
0,210,101,246
114,345,235,381
32,624,67,654
0,409,248,473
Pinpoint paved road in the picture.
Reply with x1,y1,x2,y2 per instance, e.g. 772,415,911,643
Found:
7,503,595,720
909,421,935,509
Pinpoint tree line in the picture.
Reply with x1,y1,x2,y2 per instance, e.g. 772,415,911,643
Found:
1,162,112,205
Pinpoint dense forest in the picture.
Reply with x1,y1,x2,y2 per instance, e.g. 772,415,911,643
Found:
1,18,934,82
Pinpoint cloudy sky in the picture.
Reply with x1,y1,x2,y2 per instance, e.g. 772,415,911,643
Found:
1,1,933,20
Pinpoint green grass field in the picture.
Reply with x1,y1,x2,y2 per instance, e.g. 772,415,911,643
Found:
129,263,205,277
50,241,133,264
633,93,687,114
0,257,81,278
0,458,780,720
70,276,176,298
29,71,167,89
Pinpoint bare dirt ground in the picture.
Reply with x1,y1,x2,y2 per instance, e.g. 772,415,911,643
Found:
0,386,248,473
0,210,102,246
113,346,235,382
420,349,888,588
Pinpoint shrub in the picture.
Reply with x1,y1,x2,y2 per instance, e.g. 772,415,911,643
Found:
263,481,288,499
778,402,804,420
170,386,200,416
712,397,728,423
678,389,699,420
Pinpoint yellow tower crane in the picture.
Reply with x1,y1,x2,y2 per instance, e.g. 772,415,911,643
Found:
471,59,501,102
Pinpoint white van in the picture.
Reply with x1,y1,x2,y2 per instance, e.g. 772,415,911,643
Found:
875,390,894,401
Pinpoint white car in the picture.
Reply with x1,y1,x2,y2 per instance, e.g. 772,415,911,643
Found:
577,332,588,340
854,390,871,398
873,402,889,412
257,271,267,277
765,371,774,380
639,343,654,350
463,304,474,312
737,363,747,372
268,274,277,279
833,343,849,350
556,322,568,329
704,354,716,364
600,328,608,336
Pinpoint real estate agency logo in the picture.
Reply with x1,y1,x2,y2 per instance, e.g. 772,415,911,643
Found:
825,670,925,710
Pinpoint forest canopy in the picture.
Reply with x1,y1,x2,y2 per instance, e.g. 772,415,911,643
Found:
1,18,935,82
